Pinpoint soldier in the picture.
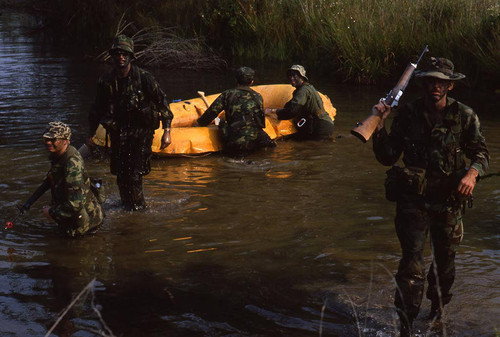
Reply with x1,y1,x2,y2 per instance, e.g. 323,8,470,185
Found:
265,65,334,140
371,57,489,336
196,66,275,157
88,34,173,211
20,122,104,237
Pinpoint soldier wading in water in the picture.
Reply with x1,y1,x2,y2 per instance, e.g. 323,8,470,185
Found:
88,34,173,211
20,122,104,237
371,57,489,336
196,66,275,157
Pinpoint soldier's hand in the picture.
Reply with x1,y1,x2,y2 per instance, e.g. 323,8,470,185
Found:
42,206,52,220
372,100,391,131
457,168,478,197
86,136,96,148
372,100,391,119
160,128,171,149
265,108,277,115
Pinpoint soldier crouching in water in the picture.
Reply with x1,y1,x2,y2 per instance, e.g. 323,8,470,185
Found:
371,57,489,336
88,34,173,211
195,66,275,158
21,122,104,237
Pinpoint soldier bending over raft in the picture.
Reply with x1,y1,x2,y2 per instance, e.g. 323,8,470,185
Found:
88,34,173,211
195,66,275,157
371,57,489,336
265,65,334,140
20,122,104,237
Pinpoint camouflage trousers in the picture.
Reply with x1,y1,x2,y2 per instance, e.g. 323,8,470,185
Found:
224,129,276,158
57,198,104,238
117,175,146,211
110,132,153,210
393,193,463,325
293,118,334,141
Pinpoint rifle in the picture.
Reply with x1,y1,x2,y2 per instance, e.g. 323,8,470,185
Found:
351,45,429,143
4,179,50,230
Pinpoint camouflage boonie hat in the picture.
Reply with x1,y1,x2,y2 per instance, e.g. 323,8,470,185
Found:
415,57,465,80
287,64,309,82
43,121,71,140
109,34,135,58
236,66,255,84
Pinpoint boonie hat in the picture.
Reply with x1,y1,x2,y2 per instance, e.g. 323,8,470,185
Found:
415,57,465,80
109,34,135,58
43,121,71,140
236,66,255,84
287,64,309,82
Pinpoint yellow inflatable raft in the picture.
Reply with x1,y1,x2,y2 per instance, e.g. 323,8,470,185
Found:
92,84,336,156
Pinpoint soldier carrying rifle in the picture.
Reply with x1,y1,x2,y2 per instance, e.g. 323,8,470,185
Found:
17,122,104,237
370,57,489,336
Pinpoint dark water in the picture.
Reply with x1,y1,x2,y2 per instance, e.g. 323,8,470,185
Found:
1,12,499,337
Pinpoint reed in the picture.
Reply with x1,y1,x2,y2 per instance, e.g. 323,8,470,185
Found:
8,0,500,83
220,0,500,83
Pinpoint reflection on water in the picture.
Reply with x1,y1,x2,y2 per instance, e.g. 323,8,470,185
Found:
1,11,499,337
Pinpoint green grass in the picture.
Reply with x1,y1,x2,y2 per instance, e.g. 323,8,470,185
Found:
5,0,499,84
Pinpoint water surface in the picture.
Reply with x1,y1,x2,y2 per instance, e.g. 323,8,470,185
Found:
0,11,499,337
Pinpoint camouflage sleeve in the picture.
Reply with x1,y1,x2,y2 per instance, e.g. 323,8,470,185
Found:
197,92,226,126
372,110,405,166
463,110,489,176
277,87,308,120
49,156,86,223
142,72,174,129
89,77,109,135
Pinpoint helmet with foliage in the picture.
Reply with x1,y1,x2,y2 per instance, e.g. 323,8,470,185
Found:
109,34,135,58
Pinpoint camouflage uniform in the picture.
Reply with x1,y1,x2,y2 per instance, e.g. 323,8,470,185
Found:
197,68,275,157
373,95,489,326
89,36,173,210
46,145,104,237
277,65,334,140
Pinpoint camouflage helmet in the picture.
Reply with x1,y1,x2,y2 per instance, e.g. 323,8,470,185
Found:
236,66,255,85
109,34,135,58
43,121,71,140
415,57,465,80
287,64,309,82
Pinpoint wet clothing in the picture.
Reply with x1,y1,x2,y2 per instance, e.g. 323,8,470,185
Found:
46,145,104,237
276,83,334,140
197,86,275,157
373,96,489,326
90,64,173,210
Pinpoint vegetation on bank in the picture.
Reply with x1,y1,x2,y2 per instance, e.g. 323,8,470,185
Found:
2,0,499,84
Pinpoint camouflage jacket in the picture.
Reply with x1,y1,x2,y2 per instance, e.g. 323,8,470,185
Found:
47,145,103,237
197,86,266,145
89,64,173,136
373,97,489,202
277,83,333,124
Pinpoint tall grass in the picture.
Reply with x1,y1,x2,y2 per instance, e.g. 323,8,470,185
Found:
223,0,500,83
7,0,500,84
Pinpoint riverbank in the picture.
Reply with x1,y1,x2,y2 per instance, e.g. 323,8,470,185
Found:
1,0,499,85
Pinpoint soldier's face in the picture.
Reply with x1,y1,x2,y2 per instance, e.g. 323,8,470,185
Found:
110,50,132,69
44,138,68,156
288,71,303,87
423,77,454,102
